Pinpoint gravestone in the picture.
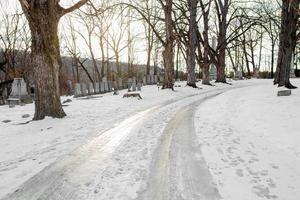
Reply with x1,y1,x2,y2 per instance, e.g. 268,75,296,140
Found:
132,77,137,91
160,76,164,82
255,70,260,78
94,82,100,94
100,82,105,93
66,80,73,96
150,75,155,85
143,76,146,85
290,54,296,78
277,90,291,96
154,75,158,84
118,78,123,89
128,78,133,91
8,78,31,106
74,83,81,97
113,81,118,91
209,65,217,81
9,78,30,99
147,75,151,85
81,83,88,96
108,81,112,92
88,83,94,95
137,83,142,91
235,71,243,80
102,77,109,92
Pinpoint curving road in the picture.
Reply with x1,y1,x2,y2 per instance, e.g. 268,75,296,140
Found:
2,85,253,200
137,94,221,200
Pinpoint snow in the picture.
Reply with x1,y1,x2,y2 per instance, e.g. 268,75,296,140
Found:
195,79,300,200
0,81,233,199
1,79,300,200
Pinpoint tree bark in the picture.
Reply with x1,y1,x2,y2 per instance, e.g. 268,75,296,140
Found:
162,0,174,89
274,0,299,88
215,0,229,83
19,0,87,120
26,5,65,120
186,0,198,88
271,41,275,78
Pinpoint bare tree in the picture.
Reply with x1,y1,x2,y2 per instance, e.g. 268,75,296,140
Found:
18,0,88,120
186,0,198,88
274,0,299,88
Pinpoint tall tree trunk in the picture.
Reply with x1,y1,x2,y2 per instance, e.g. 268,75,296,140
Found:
175,44,180,80
271,41,275,78
19,0,87,120
250,41,256,74
199,0,211,85
274,0,299,88
186,0,198,88
162,0,174,89
215,0,228,83
216,47,226,82
26,7,65,120
242,36,251,78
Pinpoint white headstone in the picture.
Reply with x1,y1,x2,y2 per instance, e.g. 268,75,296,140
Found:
209,65,217,80
100,82,105,93
118,78,123,89
88,83,94,95
128,78,133,91
235,71,243,80
290,54,296,78
94,82,100,94
74,83,81,97
81,83,88,96
9,78,29,99
132,77,137,91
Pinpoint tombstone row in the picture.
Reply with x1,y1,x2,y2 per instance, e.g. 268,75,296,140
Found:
74,82,114,97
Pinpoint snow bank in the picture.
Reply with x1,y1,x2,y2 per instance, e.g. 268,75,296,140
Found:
195,79,300,200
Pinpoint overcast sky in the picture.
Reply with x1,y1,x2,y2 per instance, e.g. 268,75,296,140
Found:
0,0,151,66
0,0,277,72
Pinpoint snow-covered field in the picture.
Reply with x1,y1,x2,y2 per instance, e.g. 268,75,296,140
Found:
195,79,300,200
0,79,299,200
0,81,234,199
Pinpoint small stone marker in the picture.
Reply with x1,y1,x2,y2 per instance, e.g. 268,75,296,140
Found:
277,90,291,96
94,82,100,94
100,82,105,93
88,83,94,95
235,71,243,80
118,78,123,89
22,114,30,118
74,83,81,97
81,83,88,96
128,78,133,91
137,83,142,91
123,93,143,100
66,80,73,96
62,99,72,104
132,77,137,91
108,81,112,92
150,75,155,85
102,77,109,92
209,65,217,80
147,75,151,85
154,75,158,84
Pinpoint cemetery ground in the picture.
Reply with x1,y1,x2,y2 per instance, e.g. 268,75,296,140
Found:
0,79,300,200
